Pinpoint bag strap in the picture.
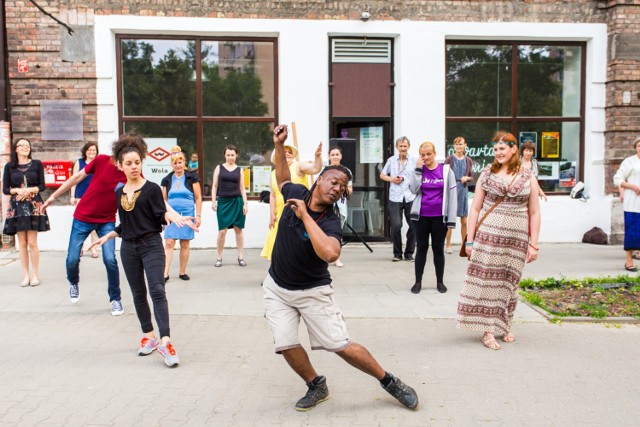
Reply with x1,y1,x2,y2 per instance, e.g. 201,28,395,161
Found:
473,172,519,236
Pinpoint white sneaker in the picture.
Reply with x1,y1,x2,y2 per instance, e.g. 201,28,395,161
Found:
69,283,80,304
111,300,124,316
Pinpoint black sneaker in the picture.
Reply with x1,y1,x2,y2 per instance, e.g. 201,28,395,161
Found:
392,256,403,262
381,373,419,410
295,376,329,411
404,255,415,262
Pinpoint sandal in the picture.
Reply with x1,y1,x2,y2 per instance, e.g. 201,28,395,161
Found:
238,258,246,267
215,259,222,268
91,251,99,258
625,264,638,272
481,333,501,350
502,332,516,343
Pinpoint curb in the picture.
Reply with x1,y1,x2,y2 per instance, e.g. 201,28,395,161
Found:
521,299,640,324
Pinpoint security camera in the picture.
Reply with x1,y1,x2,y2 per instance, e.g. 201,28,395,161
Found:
361,10,371,21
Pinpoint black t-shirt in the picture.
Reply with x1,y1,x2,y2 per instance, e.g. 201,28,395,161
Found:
269,183,343,290
115,181,167,240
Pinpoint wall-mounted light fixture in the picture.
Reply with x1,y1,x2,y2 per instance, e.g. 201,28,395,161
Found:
361,4,371,21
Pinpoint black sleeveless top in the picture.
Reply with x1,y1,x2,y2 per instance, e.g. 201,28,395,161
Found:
217,165,242,198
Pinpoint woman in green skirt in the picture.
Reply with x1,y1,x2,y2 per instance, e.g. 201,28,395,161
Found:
211,144,248,267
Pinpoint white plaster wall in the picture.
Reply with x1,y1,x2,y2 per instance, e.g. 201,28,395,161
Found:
36,17,610,250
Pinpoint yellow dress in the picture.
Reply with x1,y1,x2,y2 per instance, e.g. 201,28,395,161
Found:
260,162,310,260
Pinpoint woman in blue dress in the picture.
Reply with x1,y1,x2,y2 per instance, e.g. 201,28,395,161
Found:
70,142,100,258
161,149,202,282
444,136,473,254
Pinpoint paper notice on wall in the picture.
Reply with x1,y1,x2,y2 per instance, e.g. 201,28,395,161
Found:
360,126,383,164
559,161,576,188
252,166,272,193
143,138,177,185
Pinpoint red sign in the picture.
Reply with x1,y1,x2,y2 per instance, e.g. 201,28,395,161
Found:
149,147,171,162
17,59,28,73
42,160,73,187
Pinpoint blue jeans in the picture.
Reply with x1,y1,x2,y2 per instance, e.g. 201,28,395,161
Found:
66,219,121,302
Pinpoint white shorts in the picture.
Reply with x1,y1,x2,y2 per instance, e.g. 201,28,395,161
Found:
263,273,350,353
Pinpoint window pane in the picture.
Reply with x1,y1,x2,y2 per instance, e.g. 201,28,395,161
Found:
515,122,580,194
124,122,197,185
517,46,582,117
202,41,275,117
202,122,274,197
446,44,512,117
121,40,196,116
445,121,512,178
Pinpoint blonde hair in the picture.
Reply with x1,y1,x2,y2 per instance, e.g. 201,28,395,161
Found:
419,141,436,153
170,145,186,165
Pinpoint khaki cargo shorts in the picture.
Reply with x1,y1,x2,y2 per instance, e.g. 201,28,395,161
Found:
263,273,350,353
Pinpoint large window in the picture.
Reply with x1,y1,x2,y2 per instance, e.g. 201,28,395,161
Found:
118,36,277,198
446,42,584,194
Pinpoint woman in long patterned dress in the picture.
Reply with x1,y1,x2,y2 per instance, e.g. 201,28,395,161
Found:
457,131,541,350
613,136,640,271
2,138,50,287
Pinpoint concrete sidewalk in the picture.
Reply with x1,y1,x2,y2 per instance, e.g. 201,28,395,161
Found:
1,243,639,425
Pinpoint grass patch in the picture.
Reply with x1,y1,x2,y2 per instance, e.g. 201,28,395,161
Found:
519,275,640,319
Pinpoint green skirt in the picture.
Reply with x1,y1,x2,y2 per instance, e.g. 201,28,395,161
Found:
217,196,246,230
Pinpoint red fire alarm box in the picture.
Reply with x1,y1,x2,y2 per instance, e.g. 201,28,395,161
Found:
42,160,73,188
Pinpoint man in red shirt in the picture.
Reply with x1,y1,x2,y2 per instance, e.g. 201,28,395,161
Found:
43,154,128,315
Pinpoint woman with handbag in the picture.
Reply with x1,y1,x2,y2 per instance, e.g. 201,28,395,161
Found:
408,141,457,294
457,131,541,350
2,138,50,287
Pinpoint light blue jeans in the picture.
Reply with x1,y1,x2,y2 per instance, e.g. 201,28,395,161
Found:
66,219,121,302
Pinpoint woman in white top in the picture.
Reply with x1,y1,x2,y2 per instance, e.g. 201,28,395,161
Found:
613,136,640,272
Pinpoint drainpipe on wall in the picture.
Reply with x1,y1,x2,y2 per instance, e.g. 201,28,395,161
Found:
0,0,13,249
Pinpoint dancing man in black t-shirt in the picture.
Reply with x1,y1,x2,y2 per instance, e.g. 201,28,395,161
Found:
263,125,419,412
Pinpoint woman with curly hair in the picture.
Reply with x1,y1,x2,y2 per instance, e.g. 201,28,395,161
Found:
90,132,183,367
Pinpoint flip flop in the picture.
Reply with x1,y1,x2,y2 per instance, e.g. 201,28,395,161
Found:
625,264,638,272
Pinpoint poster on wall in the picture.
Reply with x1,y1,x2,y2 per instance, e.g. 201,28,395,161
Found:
537,161,559,180
143,138,177,185
541,132,560,158
252,166,272,193
519,132,537,155
559,161,576,187
360,126,383,164
40,100,83,141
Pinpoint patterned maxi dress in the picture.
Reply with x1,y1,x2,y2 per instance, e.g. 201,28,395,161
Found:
457,166,532,335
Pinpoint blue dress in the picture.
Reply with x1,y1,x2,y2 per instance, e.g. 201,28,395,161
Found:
452,156,469,217
164,174,195,240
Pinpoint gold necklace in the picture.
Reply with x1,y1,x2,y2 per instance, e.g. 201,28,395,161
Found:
120,190,141,212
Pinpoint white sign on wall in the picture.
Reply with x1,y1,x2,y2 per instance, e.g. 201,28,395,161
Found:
360,126,383,164
143,138,177,185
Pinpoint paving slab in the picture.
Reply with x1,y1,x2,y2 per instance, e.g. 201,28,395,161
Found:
1,243,639,426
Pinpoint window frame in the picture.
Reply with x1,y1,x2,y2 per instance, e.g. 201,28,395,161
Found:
445,40,586,194
116,34,279,200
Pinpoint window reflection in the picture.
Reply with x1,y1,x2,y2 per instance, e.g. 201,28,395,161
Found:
121,40,196,116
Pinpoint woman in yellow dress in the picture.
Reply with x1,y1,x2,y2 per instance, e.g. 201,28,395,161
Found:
260,141,323,260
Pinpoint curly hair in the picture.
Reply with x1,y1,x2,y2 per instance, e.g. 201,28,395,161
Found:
80,142,99,161
111,131,148,163
490,131,520,175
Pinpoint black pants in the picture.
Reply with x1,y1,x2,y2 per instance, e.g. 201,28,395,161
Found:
414,216,447,283
388,200,416,258
120,234,171,338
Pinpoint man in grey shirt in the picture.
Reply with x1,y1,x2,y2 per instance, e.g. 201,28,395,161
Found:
380,136,417,262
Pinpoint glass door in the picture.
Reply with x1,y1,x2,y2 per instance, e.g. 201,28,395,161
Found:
332,121,390,241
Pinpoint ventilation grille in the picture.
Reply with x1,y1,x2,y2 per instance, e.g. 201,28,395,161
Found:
331,39,391,63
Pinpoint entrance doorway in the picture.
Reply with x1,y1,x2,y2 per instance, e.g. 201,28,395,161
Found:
331,121,390,241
